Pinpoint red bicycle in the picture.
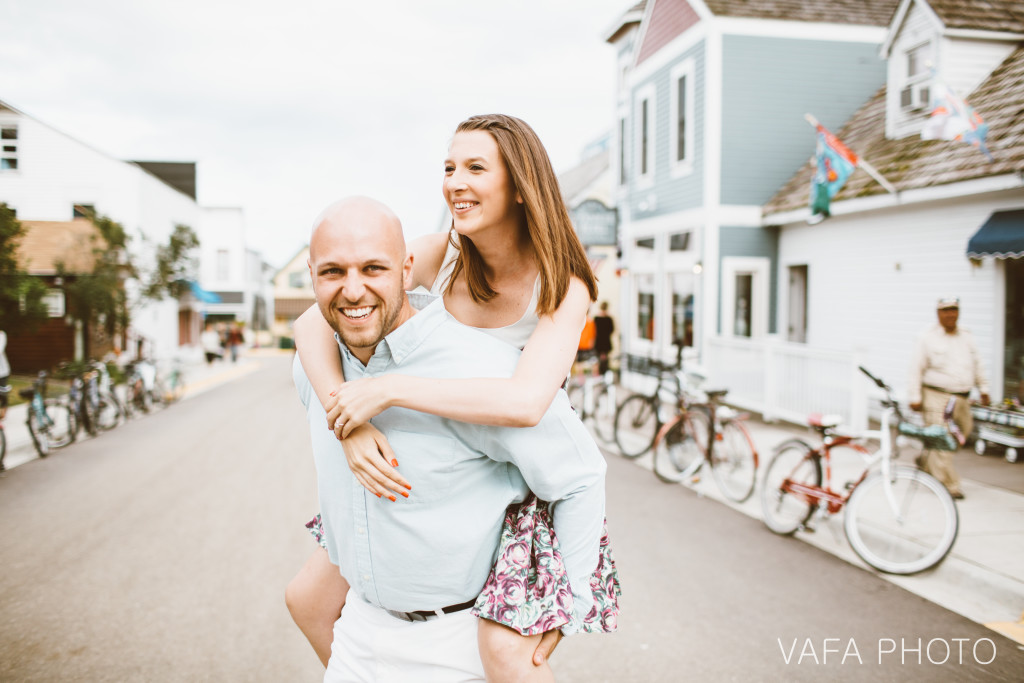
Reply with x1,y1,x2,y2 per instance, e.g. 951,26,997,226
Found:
652,387,760,503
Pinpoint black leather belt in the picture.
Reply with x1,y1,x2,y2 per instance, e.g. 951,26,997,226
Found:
386,598,476,622
923,384,969,398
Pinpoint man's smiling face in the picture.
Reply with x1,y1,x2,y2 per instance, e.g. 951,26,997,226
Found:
308,197,414,364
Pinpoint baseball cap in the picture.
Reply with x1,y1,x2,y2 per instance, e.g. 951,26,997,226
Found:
937,297,960,309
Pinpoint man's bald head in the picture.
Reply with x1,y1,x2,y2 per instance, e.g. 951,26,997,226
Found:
310,196,406,264
307,196,415,363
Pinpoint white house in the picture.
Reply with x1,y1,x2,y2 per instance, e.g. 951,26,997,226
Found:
762,0,1024,418
197,206,275,344
0,97,268,365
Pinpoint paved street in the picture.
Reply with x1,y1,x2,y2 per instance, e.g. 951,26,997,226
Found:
2,353,1023,681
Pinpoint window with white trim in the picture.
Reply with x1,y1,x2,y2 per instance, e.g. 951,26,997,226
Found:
618,117,628,186
1,125,17,171
635,84,656,185
635,273,656,341
217,249,230,281
669,59,695,176
900,42,932,113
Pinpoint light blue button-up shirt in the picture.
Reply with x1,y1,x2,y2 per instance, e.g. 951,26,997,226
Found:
293,298,607,627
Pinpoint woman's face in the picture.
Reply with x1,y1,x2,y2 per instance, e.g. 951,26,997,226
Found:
443,130,520,239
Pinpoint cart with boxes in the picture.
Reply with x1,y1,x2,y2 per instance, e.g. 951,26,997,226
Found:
971,404,1024,463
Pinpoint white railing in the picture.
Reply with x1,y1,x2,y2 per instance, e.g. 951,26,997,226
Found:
703,335,868,431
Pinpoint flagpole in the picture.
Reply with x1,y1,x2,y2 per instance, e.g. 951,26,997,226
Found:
804,114,897,195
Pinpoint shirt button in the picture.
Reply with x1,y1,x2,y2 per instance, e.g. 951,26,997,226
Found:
357,527,365,535
362,574,371,581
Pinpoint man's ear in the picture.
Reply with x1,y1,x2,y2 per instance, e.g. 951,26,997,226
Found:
403,253,415,290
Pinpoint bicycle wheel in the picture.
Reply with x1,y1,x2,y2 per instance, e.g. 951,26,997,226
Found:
760,440,821,535
43,400,76,449
95,394,123,431
844,466,959,575
711,420,759,503
614,394,658,458
653,410,708,483
591,383,616,443
27,408,51,457
81,398,99,437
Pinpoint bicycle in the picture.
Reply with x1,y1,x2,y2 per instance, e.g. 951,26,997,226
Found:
18,371,76,457
760,366,959,575
57,362,121,437
123,359,157,417
613,343,701,458
652,387,760,503
153,358,186,406
566,355,616,443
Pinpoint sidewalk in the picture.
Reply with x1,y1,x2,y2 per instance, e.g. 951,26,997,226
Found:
610,414,1024,645
0,349,280,471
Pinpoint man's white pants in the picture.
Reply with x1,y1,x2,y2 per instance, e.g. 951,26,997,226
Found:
324,589,485,683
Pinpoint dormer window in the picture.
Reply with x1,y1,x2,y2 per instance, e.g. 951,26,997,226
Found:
900,42,932,113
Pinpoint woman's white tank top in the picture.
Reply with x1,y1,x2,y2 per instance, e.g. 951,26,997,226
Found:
429,234,540,350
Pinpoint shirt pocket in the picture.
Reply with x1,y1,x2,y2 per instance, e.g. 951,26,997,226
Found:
386,429,457,505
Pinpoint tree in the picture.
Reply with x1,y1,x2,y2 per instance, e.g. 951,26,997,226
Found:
58,212,135,344
58,213,200,358
0,202,49,333
142,224,200,300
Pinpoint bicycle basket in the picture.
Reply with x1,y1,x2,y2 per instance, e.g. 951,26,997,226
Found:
897,422,959,451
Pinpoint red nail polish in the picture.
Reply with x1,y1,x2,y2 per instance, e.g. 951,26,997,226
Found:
375,492,382,498
329,390,337,396
404,483,412,490
400,491,409,498
388,495,396,502
391,459,399,467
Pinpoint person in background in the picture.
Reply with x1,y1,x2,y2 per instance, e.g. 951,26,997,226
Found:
576,313,596,366
0,329,10,422
593,302,614,375
227,323,244,363
200,323,223,365
908,297,991,500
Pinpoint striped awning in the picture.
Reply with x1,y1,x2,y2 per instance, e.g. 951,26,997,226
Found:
967,209,1024,259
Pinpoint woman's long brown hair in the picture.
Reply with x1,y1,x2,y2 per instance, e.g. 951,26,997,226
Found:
444,114,598,315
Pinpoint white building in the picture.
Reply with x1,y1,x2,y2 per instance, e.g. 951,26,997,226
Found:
0,97,269,364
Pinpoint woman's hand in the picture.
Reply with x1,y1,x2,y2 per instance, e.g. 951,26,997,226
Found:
339,422,411,501
326,376,396,439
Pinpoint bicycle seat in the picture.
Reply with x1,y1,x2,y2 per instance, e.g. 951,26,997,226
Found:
18,388,36,400
706,389,728,400
807,413,843,429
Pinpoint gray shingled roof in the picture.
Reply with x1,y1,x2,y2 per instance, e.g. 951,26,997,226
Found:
928,0,1024,34
703,0,899,26
763,45,1024,217
559,150,610,203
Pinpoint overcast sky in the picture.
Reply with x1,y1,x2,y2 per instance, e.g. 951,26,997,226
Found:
1,0,629,268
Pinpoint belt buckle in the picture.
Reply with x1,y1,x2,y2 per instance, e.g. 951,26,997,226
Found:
385,608,431,622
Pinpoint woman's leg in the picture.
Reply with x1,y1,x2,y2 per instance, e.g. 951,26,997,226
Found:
478,618,555,683
285,546,349,667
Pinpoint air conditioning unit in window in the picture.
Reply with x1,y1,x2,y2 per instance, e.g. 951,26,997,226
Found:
900,83,931,112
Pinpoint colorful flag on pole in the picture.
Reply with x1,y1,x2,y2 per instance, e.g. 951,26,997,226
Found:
921,78,993,161
808,124,858,223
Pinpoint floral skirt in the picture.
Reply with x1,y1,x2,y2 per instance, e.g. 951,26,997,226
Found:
305,496,620,636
